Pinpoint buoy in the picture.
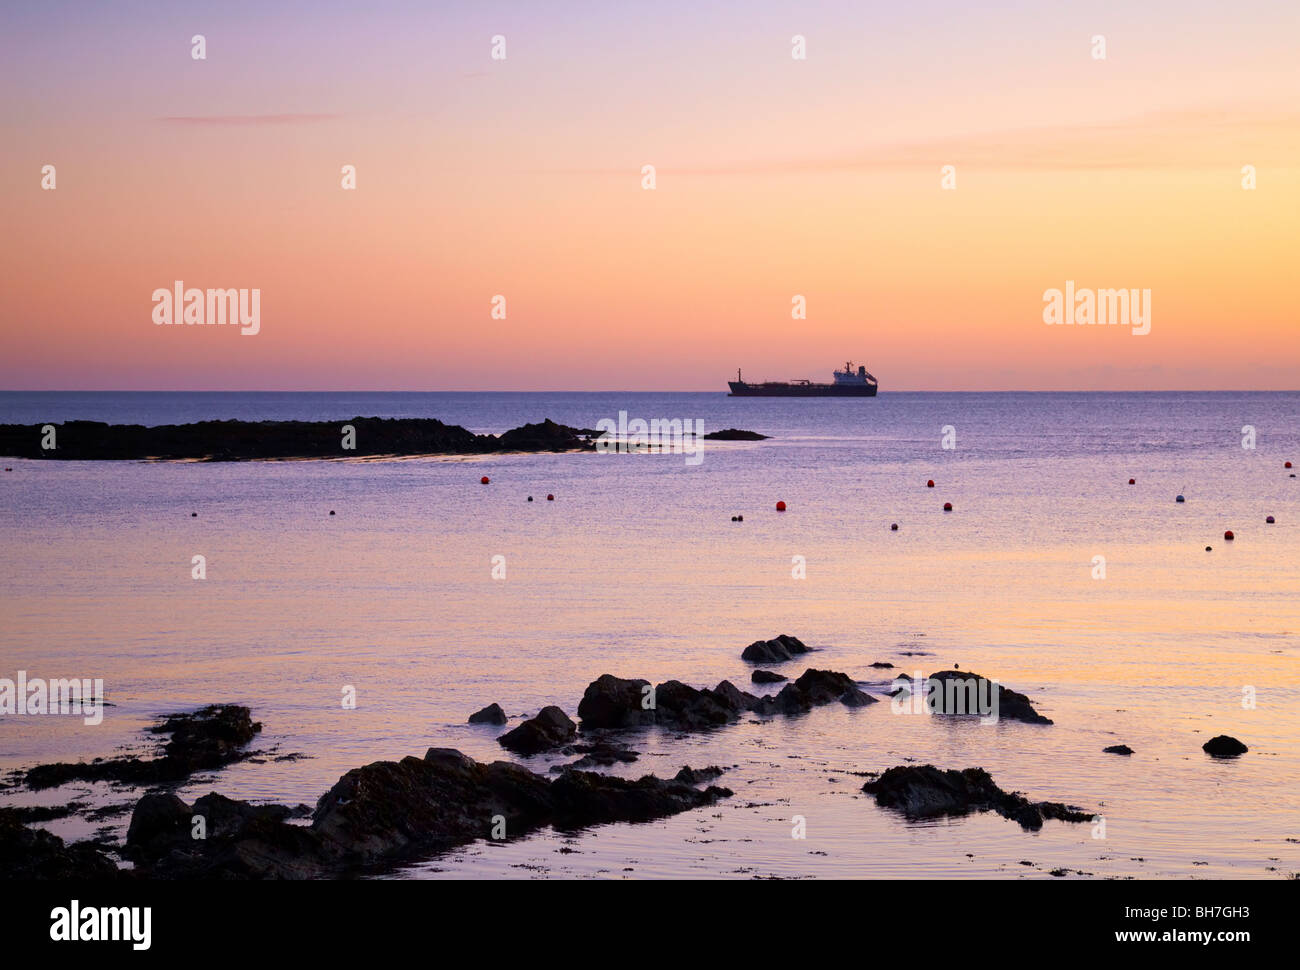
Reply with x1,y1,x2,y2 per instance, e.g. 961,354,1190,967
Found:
1224,530,1234,541
1265,515,1275,524
1287,461,1293,468
943,502,953,512
191,512,197,517
547,494,554,501
1128,478,1135,485
1176,495,1185,503
737,514,743,521
329,510,335,516
480,476,490,485
1205,546,1212,551
527,496,533,502
890,523,899,531
776,501,786,512
926,480,935,488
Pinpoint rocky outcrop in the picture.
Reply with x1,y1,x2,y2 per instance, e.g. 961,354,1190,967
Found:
497,706,576,755
1103,744,1134,755
576,668,873,732
124,747,732,878
920,670,1052,725
1202,735,1248,757
24,704,262,789
468,703,507,725
0,416,597,461
740,634,811,664
0,806,121,879
494,419,594,452
702,429,770,441
751,670,788,684
863,765,1091,831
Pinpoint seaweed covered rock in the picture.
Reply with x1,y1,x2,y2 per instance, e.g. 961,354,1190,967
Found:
0,806,121,880
25,704,262,789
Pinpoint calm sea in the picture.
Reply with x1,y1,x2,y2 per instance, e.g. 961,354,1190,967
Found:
1,391,1297,878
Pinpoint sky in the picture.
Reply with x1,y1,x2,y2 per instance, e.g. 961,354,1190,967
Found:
1,0,1297,391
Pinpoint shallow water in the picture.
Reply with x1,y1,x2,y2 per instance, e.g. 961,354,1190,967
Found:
1,391,1297,878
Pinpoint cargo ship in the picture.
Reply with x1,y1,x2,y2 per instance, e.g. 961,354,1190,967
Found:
727,361,878,397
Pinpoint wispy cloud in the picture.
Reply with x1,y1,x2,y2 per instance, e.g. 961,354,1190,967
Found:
159,113,341,126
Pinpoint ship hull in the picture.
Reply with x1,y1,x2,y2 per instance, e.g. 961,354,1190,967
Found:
728,381,878,397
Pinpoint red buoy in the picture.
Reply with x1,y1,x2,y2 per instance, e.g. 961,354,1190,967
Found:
776,501,787,512
926,480,935,488
547,493,554,501
480,476,490,485
1128,478,1135,485
943,502,953,512
1224,530,1234,540
1286,461,1293,468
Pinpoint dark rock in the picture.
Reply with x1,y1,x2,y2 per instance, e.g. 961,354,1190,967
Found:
497,706,576,755
494,419,594,453
0,417,596,461
125,792,193,857
127,747,731,878
792,668,873,706
0,807,121,880
863,765,1091,831
924,669,1052,725
758,683,815,715
710,679,760,713
25,704,262,789
1103,744,1134,755
556,738,639,770
468,703,507,726
655,680,740,729
751,670,788,684
674,766,727,785
741,634,811,664
869,662,895,669
1202,735,1248,758
702,428,770,441
577,675,653,729
576,665,867,734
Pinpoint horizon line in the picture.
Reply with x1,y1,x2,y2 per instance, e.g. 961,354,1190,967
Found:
3,388,1299,395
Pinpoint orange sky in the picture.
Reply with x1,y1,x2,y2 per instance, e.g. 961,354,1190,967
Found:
2,1,1297,390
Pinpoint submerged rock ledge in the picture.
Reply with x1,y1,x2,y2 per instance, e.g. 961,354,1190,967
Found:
0,417,595,461
24,704,262,789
